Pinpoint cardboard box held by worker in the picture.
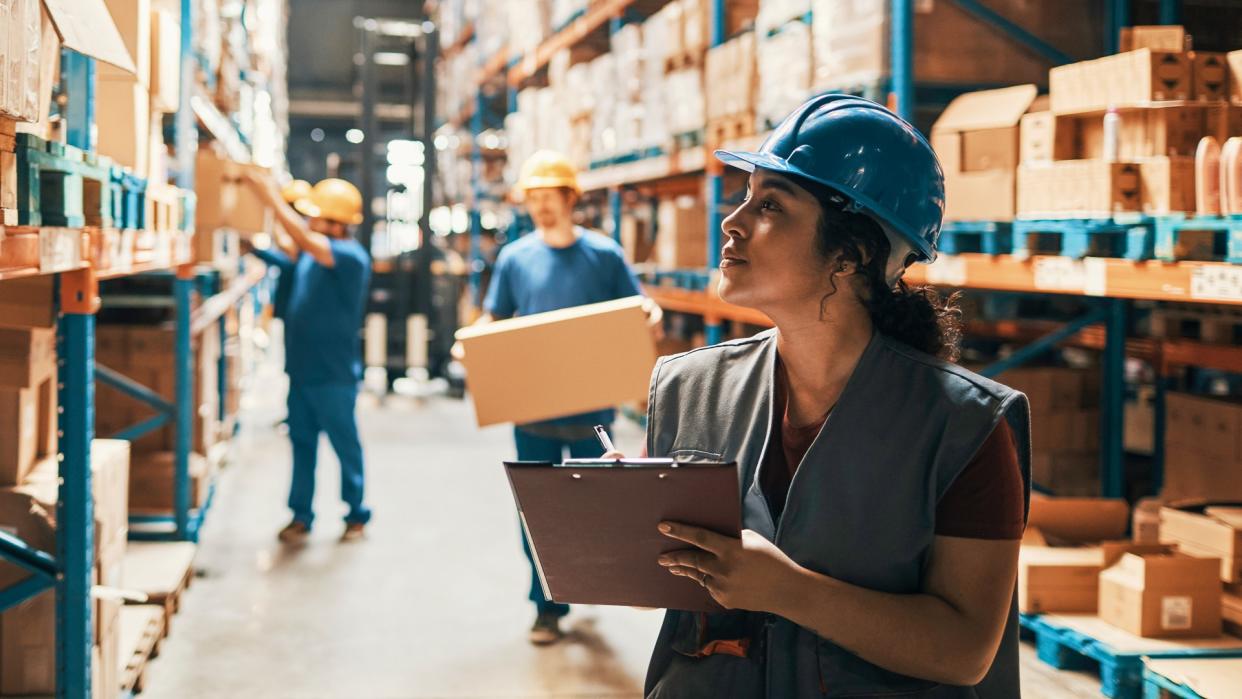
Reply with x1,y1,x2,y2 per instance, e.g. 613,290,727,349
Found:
455,297,657,428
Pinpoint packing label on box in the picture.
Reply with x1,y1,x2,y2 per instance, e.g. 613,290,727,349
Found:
39,228,82,273
1191,266,1242,302
1163,596,1194,630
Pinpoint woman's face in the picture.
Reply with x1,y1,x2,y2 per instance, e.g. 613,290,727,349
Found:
718,169,841,313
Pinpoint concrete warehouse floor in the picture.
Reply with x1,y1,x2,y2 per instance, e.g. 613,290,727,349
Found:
140,357,1102,698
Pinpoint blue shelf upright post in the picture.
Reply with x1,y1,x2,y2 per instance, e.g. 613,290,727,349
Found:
890,0,914,122
59,51,95,151
609,187,623,244
57,270,99,699
469,87,485,310
1102,298,1127,498
1159,0,1181,25
176,0,198,189
703,0,727,346
1104,0,1131,55
174,273,195,539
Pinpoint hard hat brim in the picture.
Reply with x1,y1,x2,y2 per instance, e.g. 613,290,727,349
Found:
714,148,937,263
292,197,362,225
517,176,580,194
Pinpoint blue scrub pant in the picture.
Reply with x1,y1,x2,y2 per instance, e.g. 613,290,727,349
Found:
513,426,609,618
287,382,372,529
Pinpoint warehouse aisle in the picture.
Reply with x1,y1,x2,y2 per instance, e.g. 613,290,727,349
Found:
140,360,661,698
137,362,1101,699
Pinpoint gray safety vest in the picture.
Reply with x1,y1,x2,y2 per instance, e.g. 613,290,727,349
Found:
644,329,1031,698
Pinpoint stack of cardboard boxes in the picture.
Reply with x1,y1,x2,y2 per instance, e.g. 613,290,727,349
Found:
94,323,219,514
0,440,130,699
0,278,58,489
1019,496,1236,641
192,147,272,271
654,195,708,270
1019,27,1240,218
1160,505,1242,638
997,366,1102,495
1163,392,1242,502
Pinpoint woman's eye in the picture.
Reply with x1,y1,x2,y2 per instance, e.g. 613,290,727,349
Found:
759,199,779,213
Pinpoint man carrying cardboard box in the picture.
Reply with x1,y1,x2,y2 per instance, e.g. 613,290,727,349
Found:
455,150,662,645
243,174,373,544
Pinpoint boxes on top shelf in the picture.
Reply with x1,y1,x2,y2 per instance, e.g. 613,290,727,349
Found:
1119,25,1188,53
0,0,43,122
95,76,151,173
1050,49,1192,115
755,17,811,132
705,32,757,126
99,0,152,86
1190,51,1229,103
150,7,181,113
931,84,1039,222
1017,159,1142,218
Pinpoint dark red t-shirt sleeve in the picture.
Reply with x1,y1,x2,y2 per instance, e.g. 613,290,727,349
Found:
934,419,1026,540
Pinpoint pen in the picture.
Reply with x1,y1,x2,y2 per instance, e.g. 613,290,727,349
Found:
593,425,617,455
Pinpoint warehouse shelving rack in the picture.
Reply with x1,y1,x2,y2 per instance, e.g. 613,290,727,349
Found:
437,0,1208,500
0,0,270,693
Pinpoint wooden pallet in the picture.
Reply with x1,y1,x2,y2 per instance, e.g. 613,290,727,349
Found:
122,542,196,637
16,133,119,228
1013,218,1154,260
119,605,166,695
1154,215,1242,263
939,221,1014,255
706,112,755,150
1142,657,1242,698
1,119,15,226
1022,614,1242,699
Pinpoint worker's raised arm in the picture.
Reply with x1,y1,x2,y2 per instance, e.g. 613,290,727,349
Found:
241,171,337,268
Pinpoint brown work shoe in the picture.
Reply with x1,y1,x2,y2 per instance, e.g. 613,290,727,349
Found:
529,612,564,646
277,521,310,544
340,522,366,542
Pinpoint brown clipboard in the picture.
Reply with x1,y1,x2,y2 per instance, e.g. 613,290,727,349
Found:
503,459,740,613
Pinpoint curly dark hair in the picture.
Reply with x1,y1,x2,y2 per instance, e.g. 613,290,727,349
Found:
791,175,963,361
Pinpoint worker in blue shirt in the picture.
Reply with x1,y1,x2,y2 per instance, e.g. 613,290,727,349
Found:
458,150,663,644
243,174,373,544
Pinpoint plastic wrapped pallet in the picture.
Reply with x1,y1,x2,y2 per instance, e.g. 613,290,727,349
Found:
589,54,619,162
646,1,683,63
756,19,811,131
0,0,41,122
612,22,644,102
665,67,705,139
706,32,756,122
756,0,811,36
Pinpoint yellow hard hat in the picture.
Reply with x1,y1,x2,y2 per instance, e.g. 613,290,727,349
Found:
516,150,580,194
294,178,364,225
281,179,313,204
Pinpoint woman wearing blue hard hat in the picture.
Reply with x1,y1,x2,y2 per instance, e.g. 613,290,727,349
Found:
638,95,1032,697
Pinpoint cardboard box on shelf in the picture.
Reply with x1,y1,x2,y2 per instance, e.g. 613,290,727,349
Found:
0,372,56,486
0,326,56,387
1030,410,1101,452
1050,49,1192,115
931,85,1038,222
1139,156,1198,215
1160,506,1242,583
1060,106,1207,161
1190,52,1229,102
0,276,56,327
1020,110,1076,164
1229,51,1242,105
1126,385,1156,455
705,32,756,122
1028,495,1130,544
1030,451,1101,497
99,0,152,85
655,196,707,270
1119,25,1187,53
95,77,151,173
1165,392,1242,463
995,366,1099,412
1099,550,1222,639
1134,497,1164,544
194,149,273,236
128,450,211,512
1161,448,1242,502
149,8,180,112
620,215,653,265
1017,160,1142,217
455,297,657,428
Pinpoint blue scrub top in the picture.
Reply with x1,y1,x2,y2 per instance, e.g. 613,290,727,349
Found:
284,238,371,385
483,228,643,426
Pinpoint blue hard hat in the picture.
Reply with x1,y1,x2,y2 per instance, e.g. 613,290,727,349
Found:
716,94,945,262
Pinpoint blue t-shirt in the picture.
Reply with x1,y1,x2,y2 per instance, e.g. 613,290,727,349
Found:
249,246,295,321
284,238,371,385
483,228,643,426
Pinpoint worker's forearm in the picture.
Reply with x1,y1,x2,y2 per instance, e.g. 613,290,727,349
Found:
778,569,997,686
273,202,334,267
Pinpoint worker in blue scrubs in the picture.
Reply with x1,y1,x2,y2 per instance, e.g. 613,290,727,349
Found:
243,174,373,544
458,150,663,644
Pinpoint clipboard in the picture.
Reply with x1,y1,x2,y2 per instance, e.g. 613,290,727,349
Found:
503,459,740,613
